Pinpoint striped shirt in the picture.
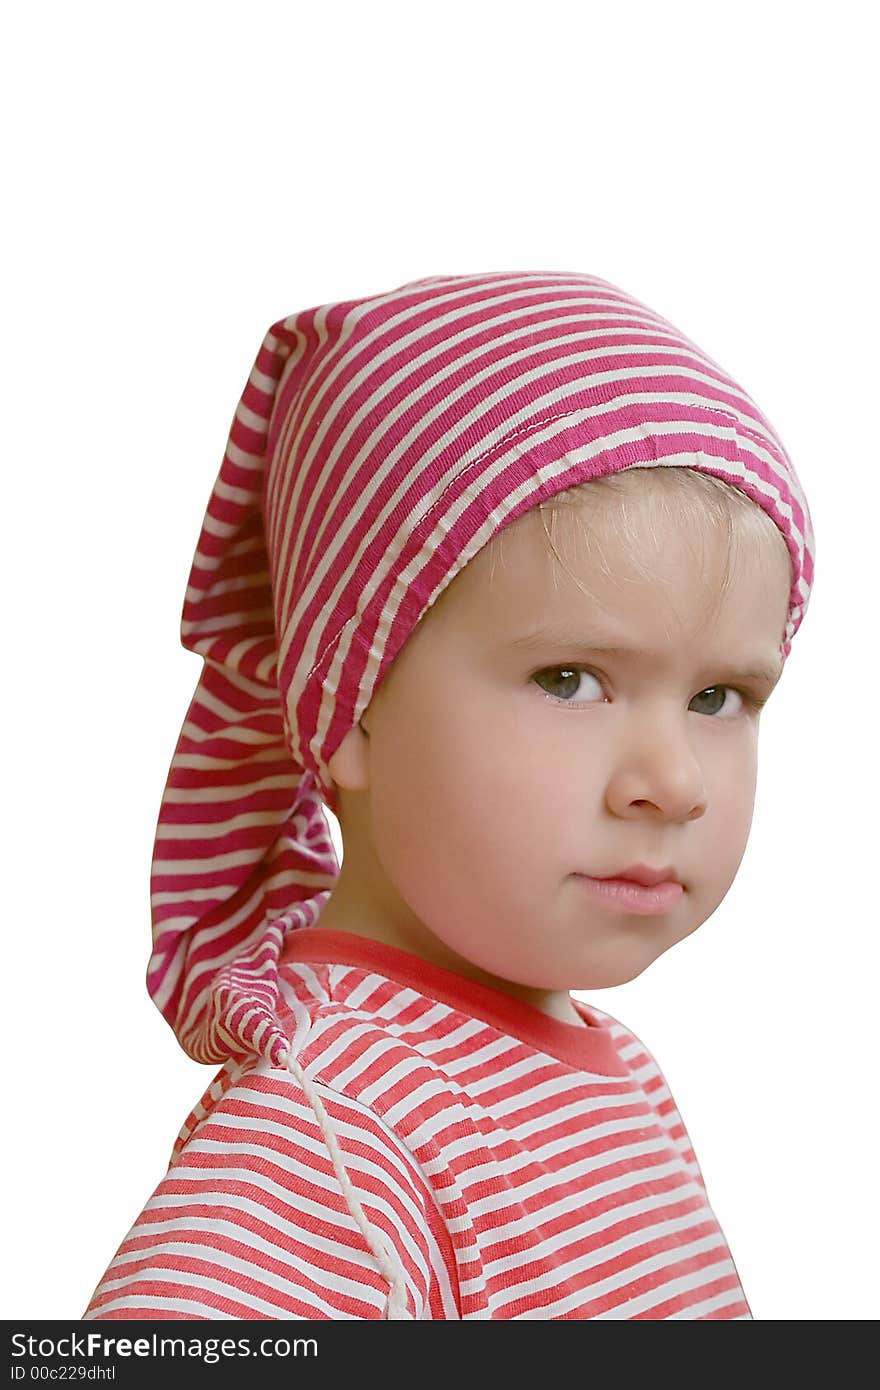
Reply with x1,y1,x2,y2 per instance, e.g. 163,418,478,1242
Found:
84,927,751,1320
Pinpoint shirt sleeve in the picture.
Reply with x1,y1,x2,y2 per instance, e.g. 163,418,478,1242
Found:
82,1061,460,1320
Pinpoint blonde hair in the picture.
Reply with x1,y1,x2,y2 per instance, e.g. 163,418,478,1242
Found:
488,465,793,630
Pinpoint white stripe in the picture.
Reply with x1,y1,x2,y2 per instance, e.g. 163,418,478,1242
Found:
311,1023,407,1093
355,1051,442,1109
148,932,189,1011
590,1254,742,1320
152,847,277,874
190,533,265,579
498,1227,732,1317
479,1179,712,1281
96,1235,385,1315
432,1118,678,1192
400,1012,488,1055
185,571,270,603
235,399,271,435
185,679,278,726
372,990,448,1028
168,747,285,771
151,885,247,906
85,1294,240,1320
277,961,328,1013
151,871,327,922
466,1140,690,1220
665,1282,749,1319
200,511,241,541
160,774,298,804
438,1031,527,1076
154,843,312,887
201,657,288,703
177,716,278,747
343,970,403,1011
154,808,290,840
213,474,258,507
459,1048,574,1094
92,1262,369,1320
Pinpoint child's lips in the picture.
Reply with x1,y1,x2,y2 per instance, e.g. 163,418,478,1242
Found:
597,863,682,887
572,874,684,914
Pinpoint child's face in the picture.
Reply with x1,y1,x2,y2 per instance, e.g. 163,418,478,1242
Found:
324,497,792,1015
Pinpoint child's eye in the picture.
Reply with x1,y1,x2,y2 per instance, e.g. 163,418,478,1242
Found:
531,666,763,717
533,666,605,705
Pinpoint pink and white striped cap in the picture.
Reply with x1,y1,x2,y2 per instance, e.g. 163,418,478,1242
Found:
148,270,815,1066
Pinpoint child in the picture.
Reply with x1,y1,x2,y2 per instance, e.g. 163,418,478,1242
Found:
83,270,814,1320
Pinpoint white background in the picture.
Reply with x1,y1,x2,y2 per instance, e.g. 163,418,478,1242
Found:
3,0,876,1321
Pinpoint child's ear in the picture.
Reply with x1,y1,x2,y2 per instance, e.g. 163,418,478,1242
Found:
327,718,372,794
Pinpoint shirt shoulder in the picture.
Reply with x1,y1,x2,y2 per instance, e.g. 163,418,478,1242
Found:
579,999,709,1191
86,968,461,1319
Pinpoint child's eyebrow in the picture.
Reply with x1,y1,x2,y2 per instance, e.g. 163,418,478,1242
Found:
505,628,784,687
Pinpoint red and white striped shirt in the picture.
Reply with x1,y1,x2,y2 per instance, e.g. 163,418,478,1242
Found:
84,927,751,1320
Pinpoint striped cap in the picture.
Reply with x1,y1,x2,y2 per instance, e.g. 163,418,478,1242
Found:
148,270,815,1066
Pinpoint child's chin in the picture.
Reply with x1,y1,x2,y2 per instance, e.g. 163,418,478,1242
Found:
568,945,671,991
